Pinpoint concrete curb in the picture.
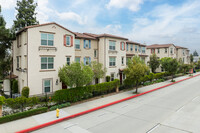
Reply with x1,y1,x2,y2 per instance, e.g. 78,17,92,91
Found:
16,74,200,133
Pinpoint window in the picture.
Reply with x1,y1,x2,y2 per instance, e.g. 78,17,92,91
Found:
123,73,126,80
41,33,54,46
170,48,173,54
17,56,20,68
142,47,145,53
66,36,71,46
157,48,160,54
122,57,124,65
126,44,128,51
183,50,185,55
130,45,133,51
43,79,51,93
84,40,91,49
183,57,185,63
151,49,155,54
121,42,125,51
109,41,116,50
109,57,116,66
75,39,80,49
139,46,141,52
165,48,167,53
94,50,97,58
66,57,70,65
135,45,138,52
111,73,114,81
41,57,54,69
84,57,91,65
75,57,80,63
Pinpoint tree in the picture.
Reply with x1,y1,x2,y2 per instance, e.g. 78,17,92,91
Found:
124,56,149,93
91,61,106,84
0,6,12,79
13,0,39,31
190,54,194,64
160,57,179,81
59,62,94,88
0,96,5,117
193,50,199,56
149,54,160,73
22,86,30,98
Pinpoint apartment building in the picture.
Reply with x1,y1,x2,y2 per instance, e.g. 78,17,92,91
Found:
126,41,148,64
11,22,138,95
147,44,190,72
176,46,190,64
83,33,128,84
147,44,177,59
12,23,75,95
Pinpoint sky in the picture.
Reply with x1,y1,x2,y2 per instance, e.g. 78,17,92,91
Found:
0,0,200,53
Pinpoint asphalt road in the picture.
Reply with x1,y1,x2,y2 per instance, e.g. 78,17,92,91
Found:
35,76,200,133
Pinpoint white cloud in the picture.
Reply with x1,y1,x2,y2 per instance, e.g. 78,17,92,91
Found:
0,0,16,10
35,0,88,25
56,12,87,25
106,0,143,12
128,0,200,51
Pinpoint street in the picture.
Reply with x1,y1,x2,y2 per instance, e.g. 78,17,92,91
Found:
35,75,200,133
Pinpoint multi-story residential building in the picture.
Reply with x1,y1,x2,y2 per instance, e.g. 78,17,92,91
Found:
176,46,190,64
83,33,128,84
147,44,177,72
126,41,148,64
147,44,190,72
10,22,190,95
11,22,136,95
12,22,75,95
147,44,177,59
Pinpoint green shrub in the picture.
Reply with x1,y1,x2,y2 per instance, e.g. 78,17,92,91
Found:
106,76,110,82
0,107,48,124
49,102,71,111
154,72,165,79
22,87,30,98
12,80,18,93
148,73,155,82
53,79,120,103
0,96,5,105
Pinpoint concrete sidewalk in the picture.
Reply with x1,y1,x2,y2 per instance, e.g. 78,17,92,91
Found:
0,73,199,133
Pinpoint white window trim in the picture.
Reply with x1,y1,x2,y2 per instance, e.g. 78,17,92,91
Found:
43,79,53,93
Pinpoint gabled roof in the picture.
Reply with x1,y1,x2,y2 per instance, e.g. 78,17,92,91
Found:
74,32,97,40
175,46,187,49
17,22,74,35
146,44,175,49
126,40,146,47
83,33,128,40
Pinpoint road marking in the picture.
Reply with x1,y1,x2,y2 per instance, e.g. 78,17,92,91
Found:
64,123,78,129
176,106,184,112
98,113,106,117
192,96,199,102
146,123,160,133
121,104,129,108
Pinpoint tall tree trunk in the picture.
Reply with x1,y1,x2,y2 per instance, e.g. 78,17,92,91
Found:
0,105,2,117
135,81,138,93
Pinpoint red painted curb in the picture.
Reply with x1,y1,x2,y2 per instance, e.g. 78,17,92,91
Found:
16,74,200,133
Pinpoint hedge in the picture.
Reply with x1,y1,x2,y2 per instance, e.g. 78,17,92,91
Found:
0,107,48,124
53,79,120,103
49,102,71,111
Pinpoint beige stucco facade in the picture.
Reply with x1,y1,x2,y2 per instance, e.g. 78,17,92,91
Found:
12,22,190,95
176,47,190,64
13,23,75,95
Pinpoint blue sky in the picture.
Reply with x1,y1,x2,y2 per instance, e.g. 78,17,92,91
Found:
0,0,200,53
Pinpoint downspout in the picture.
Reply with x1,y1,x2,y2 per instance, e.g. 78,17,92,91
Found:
27,30,28,87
